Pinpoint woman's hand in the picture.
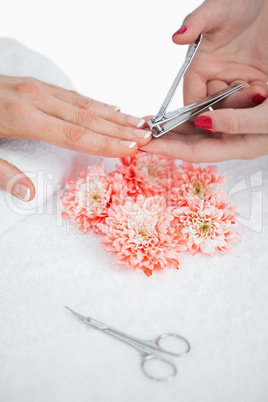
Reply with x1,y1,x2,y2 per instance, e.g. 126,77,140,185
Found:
142,0,268,163
172,0,268,107
0,76,152,201
140,105,268,162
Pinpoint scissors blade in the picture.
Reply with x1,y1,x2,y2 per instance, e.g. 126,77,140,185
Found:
153,33,203,123
65,306,111,330
64,306,87,322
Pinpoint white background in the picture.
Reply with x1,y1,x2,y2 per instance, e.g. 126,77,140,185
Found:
0,0,201,117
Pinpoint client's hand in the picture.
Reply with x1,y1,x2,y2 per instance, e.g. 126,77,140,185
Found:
0,76,151,201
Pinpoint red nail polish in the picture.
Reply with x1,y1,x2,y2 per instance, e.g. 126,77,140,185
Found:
172,25,187,37
206,130,219,135
252,94,267,104
195,116,213,130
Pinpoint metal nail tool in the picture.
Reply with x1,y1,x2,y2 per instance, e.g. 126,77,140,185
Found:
65,306,190,382
147,34,244,137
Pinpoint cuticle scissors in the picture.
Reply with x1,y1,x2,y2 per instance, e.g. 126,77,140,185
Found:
147,34,244,137
65,306,190,382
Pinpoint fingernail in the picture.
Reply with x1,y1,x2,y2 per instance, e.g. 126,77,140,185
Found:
172,25,187,37
127,117,146,128
12,183,31,201
120,141,137,149
139,149,148,153
252,94,267,105
195,116,213,130
107,104,120,111
205,129,218,135
134,130,152,139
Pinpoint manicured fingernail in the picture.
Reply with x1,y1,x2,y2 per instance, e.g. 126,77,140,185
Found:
134,130,152,139
107,104,120,111
252,94,267,104
195,116,213,130
172,25,187,37
120,141,137,149
127,117,146,128
12,183,31,201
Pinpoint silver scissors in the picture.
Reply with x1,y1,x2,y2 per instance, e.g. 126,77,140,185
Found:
147,34,244,137
65,306,190,382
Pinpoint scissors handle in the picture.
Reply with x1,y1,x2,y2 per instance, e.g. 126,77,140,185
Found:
141,353,177,382
142,332,191,357
101,328,178,381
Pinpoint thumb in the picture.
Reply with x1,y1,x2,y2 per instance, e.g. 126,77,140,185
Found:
194,101,268,134
0,158,35,201
172,0,225,44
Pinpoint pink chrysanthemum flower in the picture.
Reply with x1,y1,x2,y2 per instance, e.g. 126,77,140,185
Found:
172,195,240,255
61,160,124,233
98,195,186,276
61,157,241,275
108,171,130,201
116,151,177,198
171,162,226,206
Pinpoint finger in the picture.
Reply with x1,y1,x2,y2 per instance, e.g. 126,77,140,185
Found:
162,127,210,141
207,80,229,107
35,96,151,145
30,111,139,158
172,0,226,44
207,80,268,109
31,81,148,134
183,70,207,105
0,158,35,201
39,81,120,111
249,81,268,104
142,115,153,123
194,101,268,134
139,134,257,162
250,80,268,88
47,94,147,130
17,78,147,132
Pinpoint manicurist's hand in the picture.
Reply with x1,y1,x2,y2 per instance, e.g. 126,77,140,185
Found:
0,76,152,201
140,102,268,162
141,0,268,162
172,0,268,108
